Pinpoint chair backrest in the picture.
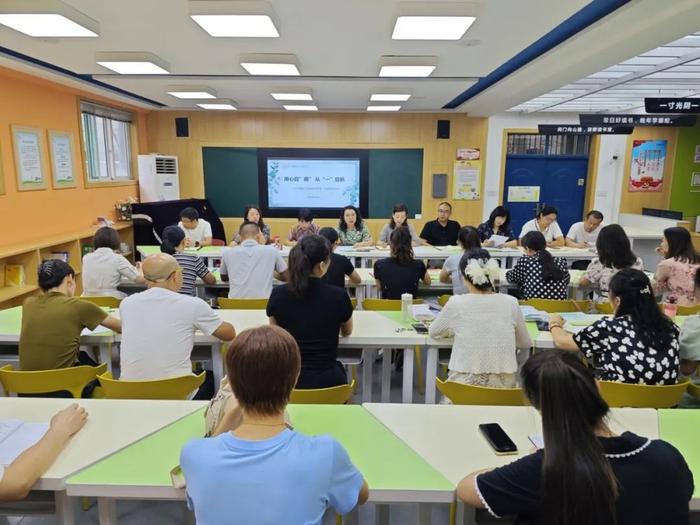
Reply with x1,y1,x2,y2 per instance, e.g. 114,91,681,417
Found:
290,380,355,404
97,372,206,400
677,304,700,315
688,381,700,401
519,299,591,313
594,302,614,314
218,298,268,310
0,363,108,398
81,296,121,308
436,378,526,406
362,298,425,311
350,297,358,310
598,379,690,408
438,295,452,307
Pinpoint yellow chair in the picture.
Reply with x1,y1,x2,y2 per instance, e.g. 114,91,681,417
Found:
290,380,355,404
688,381,700,401
362,298,426,394
350,297,358,310
438,295,452,307
218,298,268,309
594,302,613,314
677,304,700,315
436,378,526,406
519,299,591,313
97,372,206,400
0,363,108,398
361,298,424,310
598,378,690,408
81,296,121,308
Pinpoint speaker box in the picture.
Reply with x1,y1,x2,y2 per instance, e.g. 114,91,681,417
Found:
432,173,447,198
437,119,450,139
175,117,189,138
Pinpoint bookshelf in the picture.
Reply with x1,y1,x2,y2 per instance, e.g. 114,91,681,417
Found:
0,222,133,309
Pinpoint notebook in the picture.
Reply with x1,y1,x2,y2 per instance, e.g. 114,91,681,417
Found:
0,420,49,466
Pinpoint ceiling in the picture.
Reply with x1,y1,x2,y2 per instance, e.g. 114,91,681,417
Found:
509,32,700,113
0,0,588,111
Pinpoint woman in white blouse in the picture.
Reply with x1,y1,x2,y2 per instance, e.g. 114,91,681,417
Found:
82,227,143,299
429,248,532,391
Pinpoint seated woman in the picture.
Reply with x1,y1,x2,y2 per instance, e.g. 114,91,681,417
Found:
477,206,517,248
550,268,680,385
267,235,354,388
653,226,700,306
181,326,368,525
440,226,482,295
579,224,644,303
160,225,216,296
373,226,430,299
337,205,372,247
506,231,570,300
232,205,271,245
378,203,422,247
0,404,87,501
457,350,693,525
19,260,121,372
82,226,143,299
680,268,700,377
429,249,532,389
287,208,320,245
518,206,565,247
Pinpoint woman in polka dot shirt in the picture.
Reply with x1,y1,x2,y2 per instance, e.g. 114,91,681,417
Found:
506,231,570,300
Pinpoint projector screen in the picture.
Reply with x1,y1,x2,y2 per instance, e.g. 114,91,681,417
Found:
267,158,360,209
257,148,369,218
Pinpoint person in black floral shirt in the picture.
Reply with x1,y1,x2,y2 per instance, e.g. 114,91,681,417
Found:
549,268,680,385
477,206,517,248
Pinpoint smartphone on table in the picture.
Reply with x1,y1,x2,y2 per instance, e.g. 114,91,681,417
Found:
479,423,518,455
535,320,550,331
412,323,429,334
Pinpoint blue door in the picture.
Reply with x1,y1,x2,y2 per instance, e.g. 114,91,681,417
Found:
504,154,589,238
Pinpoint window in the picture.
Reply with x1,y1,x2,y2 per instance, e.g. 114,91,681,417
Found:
80,101,134,182
507,133,590,156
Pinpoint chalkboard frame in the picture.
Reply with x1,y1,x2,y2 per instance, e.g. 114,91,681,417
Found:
257,148,370,218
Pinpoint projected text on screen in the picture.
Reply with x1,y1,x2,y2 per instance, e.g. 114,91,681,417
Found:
267,158,360,208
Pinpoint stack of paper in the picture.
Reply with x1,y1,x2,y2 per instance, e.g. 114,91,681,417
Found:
0,420,49,466
520,305,549,323
411,304,436,322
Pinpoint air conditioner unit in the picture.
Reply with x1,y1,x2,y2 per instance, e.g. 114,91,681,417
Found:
137,154,180,202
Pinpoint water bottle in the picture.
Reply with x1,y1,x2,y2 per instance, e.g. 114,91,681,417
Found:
401,293,412,323
663,296,678,318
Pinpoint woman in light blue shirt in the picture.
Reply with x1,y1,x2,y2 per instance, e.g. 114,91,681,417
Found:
180,326,368,525
440,226,482,294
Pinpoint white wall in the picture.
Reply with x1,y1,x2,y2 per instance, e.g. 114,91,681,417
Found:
483,112,627,224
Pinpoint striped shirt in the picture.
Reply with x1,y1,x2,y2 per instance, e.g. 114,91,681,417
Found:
173,252,210,296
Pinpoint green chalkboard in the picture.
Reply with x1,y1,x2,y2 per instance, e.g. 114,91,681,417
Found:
202,147,423,218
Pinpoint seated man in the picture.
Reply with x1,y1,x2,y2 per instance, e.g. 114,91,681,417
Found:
419,202,461,246
220,223,288,299
20,260,121,372
119,254,235,381
178,207,213,247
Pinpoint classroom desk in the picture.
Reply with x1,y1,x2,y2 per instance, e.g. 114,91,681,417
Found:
67,405,454,525
364,403,660,524
0,306,114,370
658,409,700,510
136,245,291,269
0,397,206,525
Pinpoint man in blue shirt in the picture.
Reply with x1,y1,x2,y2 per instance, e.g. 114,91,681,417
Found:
181,326,368,524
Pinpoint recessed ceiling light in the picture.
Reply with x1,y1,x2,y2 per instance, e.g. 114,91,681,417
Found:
197,99,237,110
378,56,436,77
190,14,279,37
392,16,475,40
283,105,318,111
367,106,401,112
167,86,217,99
0,0,99,37
270,88,313,101
96,52,170,75
240,54,300,76
370,94,411,102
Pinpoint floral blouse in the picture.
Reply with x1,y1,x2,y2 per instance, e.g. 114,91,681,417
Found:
585,257,644,302
288,223,320,242
337,225,371,246
476,221,515,243
573,315,679,385
653,258,700,306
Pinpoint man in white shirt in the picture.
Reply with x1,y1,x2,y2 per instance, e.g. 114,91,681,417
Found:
119,253,235,382
178,207,213,247
566,210,604,248
519,206,565,247
220,223,288,299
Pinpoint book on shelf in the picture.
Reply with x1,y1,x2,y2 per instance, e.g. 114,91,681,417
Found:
44,252,69,263
4,265,25,287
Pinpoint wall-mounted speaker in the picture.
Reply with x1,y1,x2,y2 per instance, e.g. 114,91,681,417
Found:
432,173,447,198
175,117,189,138
437,119,450,139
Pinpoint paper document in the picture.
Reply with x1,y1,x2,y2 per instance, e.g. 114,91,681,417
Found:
411,304,436,322
489,235,509,247
560,313,602,326
0,420,49,465
520,306,549,322
528,434,544,450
